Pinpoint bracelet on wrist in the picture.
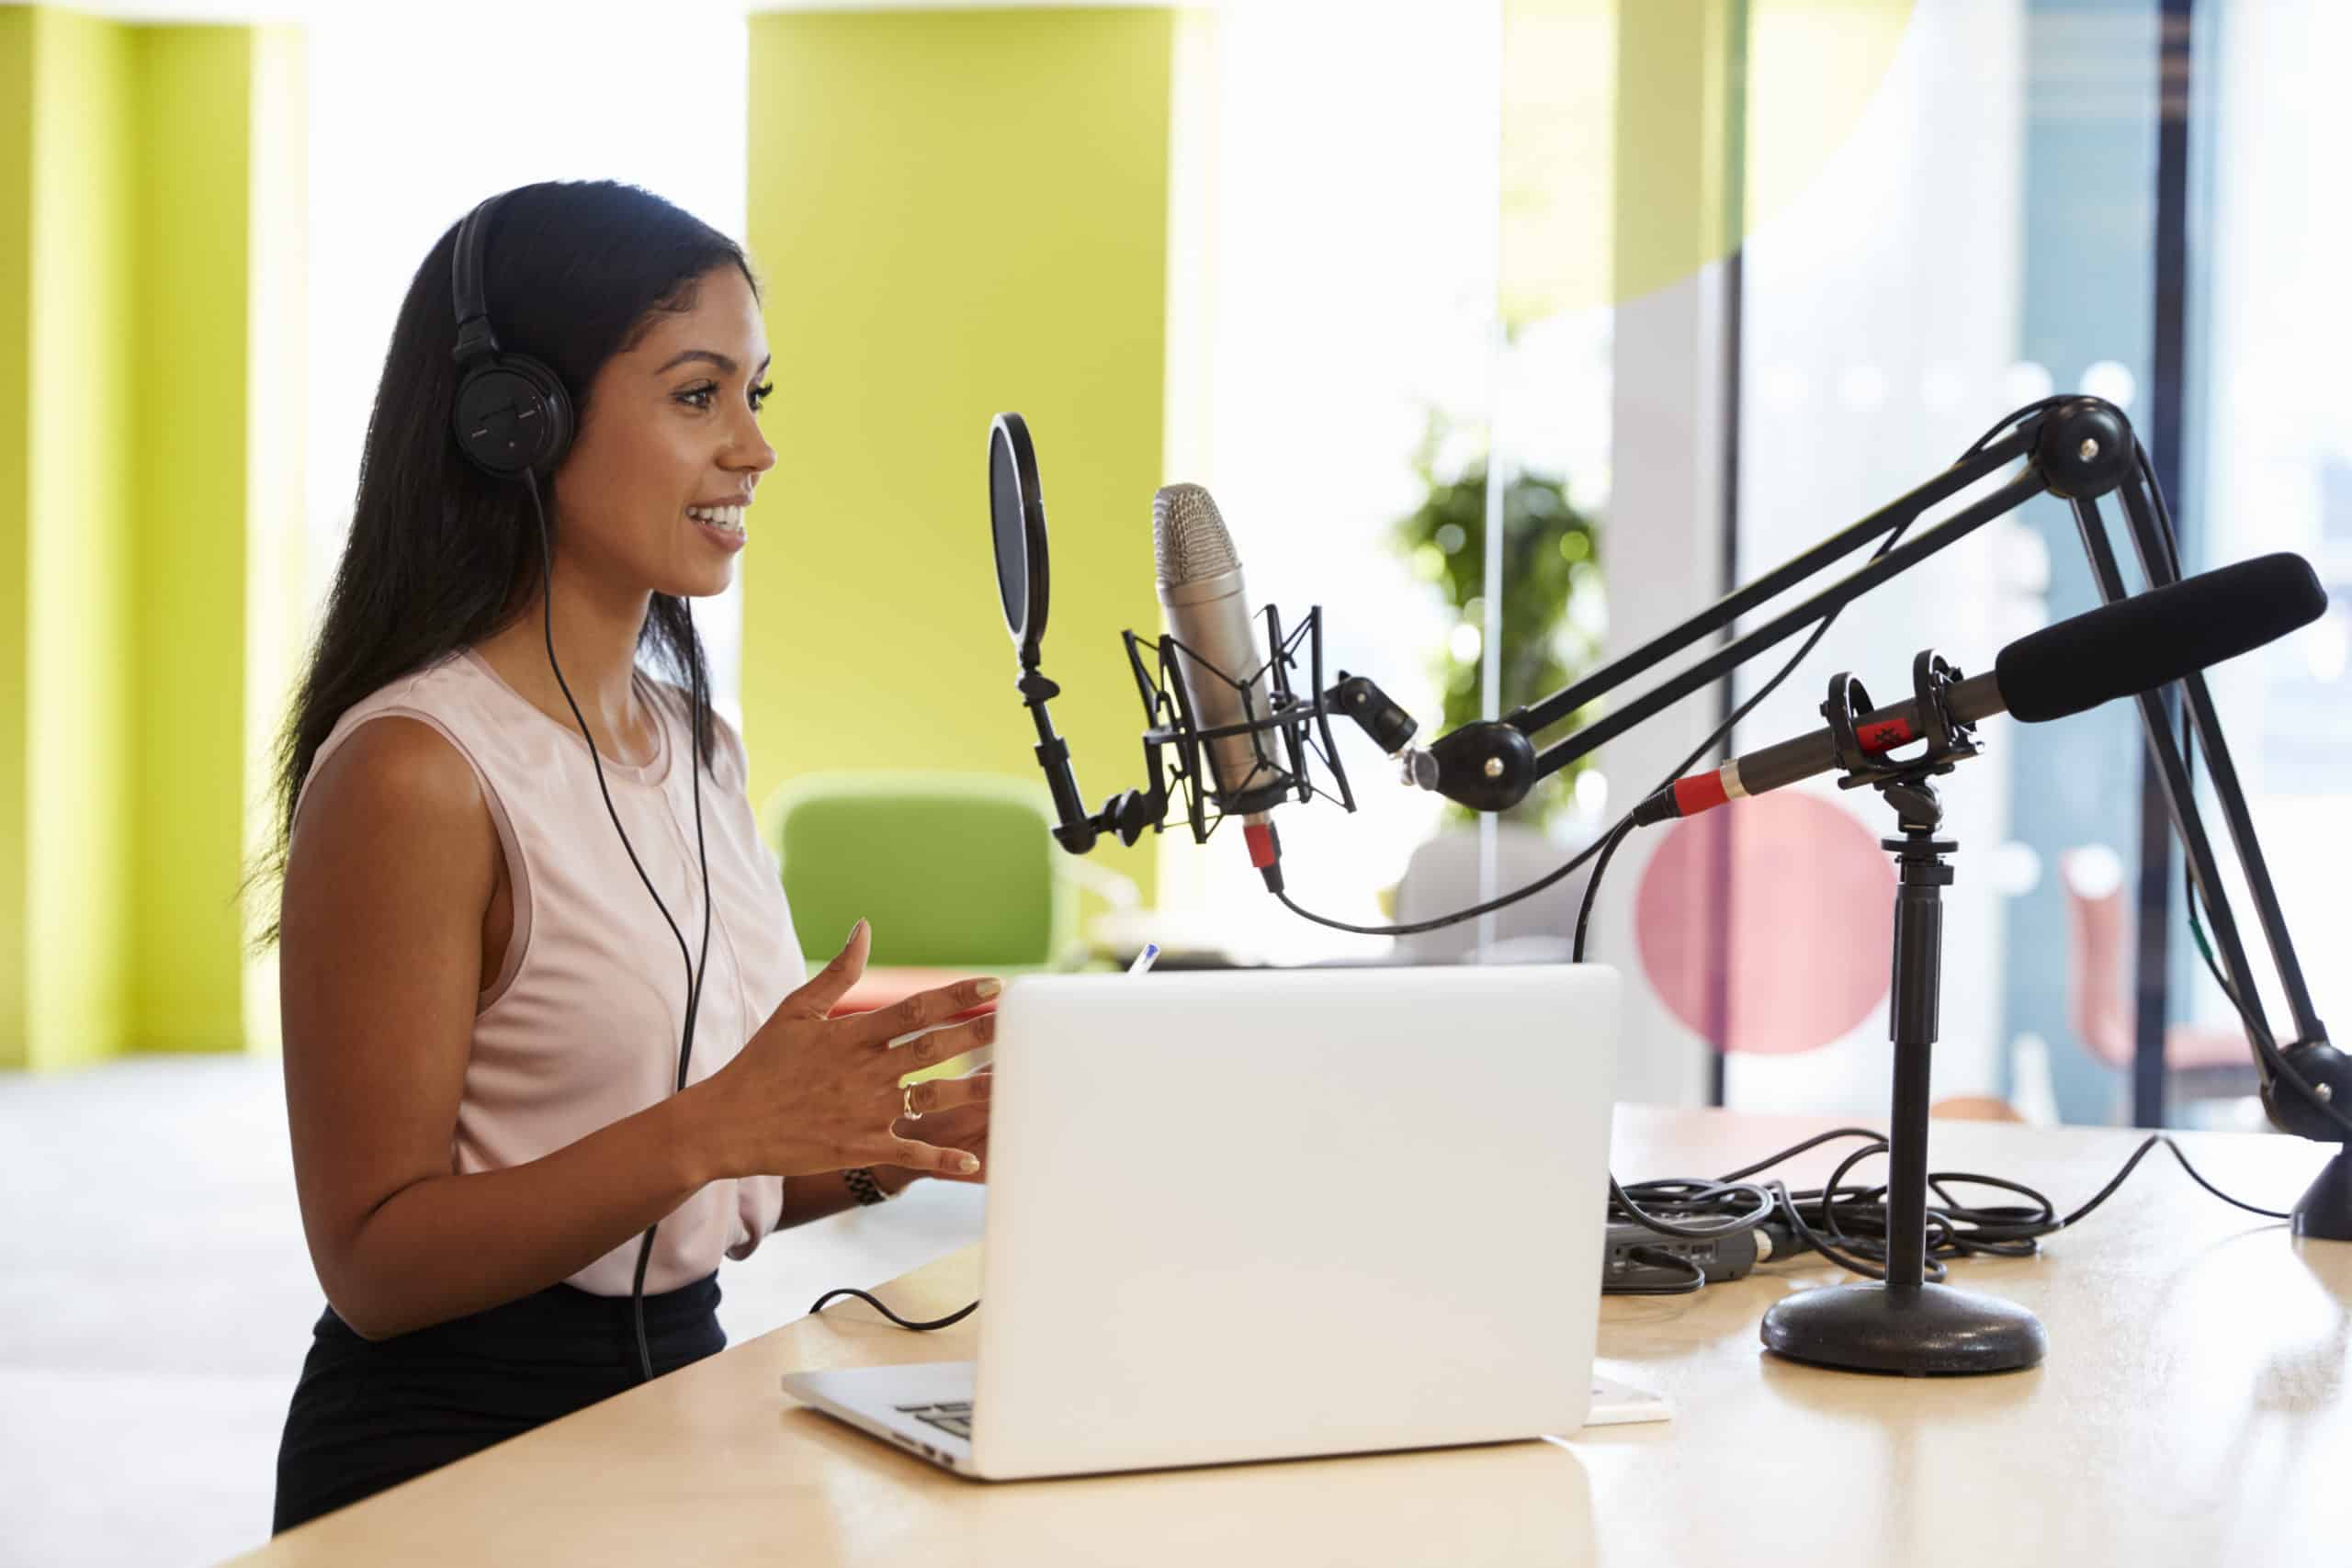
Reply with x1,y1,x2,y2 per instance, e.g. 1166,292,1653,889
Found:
842,1167,892,1207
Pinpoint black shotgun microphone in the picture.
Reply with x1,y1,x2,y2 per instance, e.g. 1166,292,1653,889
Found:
1634,552,2327,825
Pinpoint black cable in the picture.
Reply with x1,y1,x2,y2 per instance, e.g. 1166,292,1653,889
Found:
1613,1247,1707,1296
523,472,713,1382
1963,394,2074,458
808,1288,980,1333
1572,820,1634,967
1600,1124,2288,1297
1605,1174,1772,1239
1274,829,1611,936
1565,570,1860,962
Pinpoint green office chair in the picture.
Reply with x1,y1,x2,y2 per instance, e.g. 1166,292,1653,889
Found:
762,771,1113,972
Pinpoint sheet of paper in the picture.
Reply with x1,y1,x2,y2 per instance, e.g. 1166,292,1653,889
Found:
1583,1373,1673,1426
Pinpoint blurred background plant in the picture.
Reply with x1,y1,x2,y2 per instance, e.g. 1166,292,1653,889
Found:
1390,409,1603,832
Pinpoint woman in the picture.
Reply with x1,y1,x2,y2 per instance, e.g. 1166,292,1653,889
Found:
253,180,992,1533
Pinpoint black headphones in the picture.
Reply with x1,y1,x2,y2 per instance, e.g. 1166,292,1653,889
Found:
450,190,577,479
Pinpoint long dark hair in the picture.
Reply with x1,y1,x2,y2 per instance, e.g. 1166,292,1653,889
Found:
247,180,756,951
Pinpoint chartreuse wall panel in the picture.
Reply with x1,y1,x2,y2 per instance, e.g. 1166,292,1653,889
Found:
743,5,1174,929
2,9,300,1070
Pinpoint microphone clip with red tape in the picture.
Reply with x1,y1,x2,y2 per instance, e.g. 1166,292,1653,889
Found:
1633,650,1984,827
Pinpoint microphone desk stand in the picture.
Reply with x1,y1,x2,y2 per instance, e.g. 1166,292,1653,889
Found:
1758,653,2046,1373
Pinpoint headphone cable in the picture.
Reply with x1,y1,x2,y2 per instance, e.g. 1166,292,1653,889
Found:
521,471,714,1382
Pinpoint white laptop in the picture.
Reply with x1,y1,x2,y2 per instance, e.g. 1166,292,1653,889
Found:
782,963,1657,1481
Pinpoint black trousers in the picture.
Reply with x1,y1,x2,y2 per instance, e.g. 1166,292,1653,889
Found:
272,1271,725,1535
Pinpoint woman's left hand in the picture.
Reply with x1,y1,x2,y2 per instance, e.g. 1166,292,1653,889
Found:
878,1066,991,1192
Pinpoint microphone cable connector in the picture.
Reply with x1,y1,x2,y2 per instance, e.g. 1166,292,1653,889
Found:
1246,819,1285,894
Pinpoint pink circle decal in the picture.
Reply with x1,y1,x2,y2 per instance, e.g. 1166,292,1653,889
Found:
1634,792,1895,1055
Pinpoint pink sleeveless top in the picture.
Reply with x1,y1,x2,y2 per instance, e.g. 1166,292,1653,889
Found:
292,647,808,1296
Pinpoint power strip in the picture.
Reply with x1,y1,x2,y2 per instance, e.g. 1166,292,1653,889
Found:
1603,1220,1772,1291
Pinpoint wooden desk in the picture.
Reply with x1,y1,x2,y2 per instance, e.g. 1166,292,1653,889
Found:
226,1109,2352,1567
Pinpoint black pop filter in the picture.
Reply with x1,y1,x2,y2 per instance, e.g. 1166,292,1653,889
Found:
989,412,1050,669
1995,551,2326,723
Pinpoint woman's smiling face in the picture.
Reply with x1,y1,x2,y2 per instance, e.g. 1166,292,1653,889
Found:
551,264,777,599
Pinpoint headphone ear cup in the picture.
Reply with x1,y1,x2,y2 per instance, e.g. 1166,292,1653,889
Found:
452,353,575,479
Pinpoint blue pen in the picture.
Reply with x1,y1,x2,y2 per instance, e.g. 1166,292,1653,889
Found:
1127,942,1161,976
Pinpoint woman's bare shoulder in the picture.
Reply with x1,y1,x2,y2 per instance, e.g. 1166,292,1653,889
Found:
291,715,497,887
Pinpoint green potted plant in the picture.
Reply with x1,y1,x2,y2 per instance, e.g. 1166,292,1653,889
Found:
1389,411,1602,832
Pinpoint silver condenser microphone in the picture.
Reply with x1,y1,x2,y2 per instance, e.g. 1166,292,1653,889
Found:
1151,484,1288,824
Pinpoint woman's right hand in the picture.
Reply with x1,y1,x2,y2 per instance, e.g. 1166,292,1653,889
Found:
690,919,998,1183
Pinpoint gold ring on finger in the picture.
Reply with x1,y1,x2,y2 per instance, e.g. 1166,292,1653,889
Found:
902,1085,922,1121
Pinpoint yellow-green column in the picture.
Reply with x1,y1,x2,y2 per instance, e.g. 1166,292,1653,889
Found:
10,6,137,1072
743,5,1172,914
1,12,299,1070
130,25,258,1057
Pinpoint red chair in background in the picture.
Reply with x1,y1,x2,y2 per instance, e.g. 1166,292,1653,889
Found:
2060,844,2262,1120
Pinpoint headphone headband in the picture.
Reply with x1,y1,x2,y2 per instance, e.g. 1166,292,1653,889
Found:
451,191,507,364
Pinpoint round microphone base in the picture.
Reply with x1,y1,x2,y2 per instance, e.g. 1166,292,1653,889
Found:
2290,1147,2352,1242
1760,1280,2046,1376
